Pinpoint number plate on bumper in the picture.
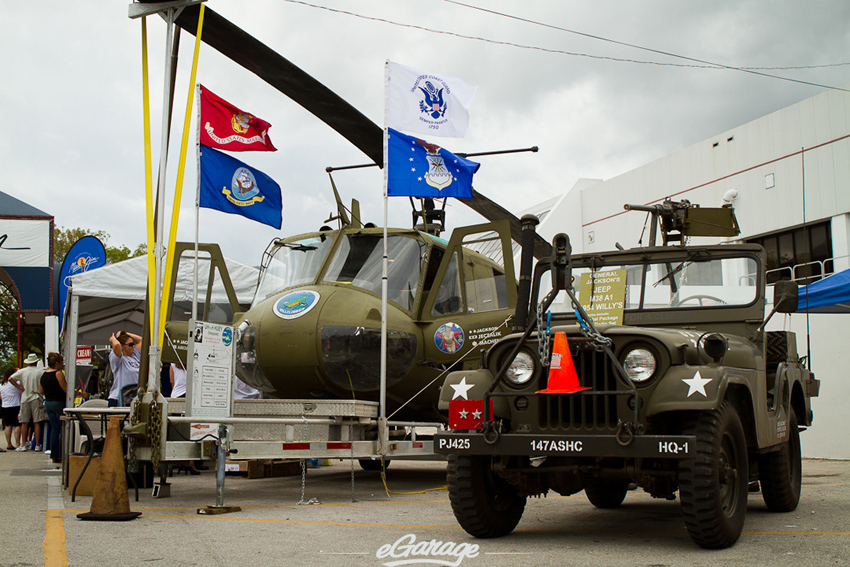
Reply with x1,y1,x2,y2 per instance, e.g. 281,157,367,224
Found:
434,432,696,458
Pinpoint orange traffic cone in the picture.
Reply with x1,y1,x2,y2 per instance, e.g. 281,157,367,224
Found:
77,417,141,521
537,332,590,394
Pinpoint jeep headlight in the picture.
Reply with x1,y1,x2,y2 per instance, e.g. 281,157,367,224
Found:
622,347,657,383
505,350,535,386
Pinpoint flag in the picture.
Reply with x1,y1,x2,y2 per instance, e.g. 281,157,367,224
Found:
448,399,493,430
387,61,477,138
387,128,479,199
199,85,277,152
199,146,282,229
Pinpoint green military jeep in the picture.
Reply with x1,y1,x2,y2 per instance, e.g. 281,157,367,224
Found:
434,200,820,548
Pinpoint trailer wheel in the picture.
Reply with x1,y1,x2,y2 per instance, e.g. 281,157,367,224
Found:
679,401,749,549
758,407,801,512
447,455,526,538
358,459,390,472
584,478,630,509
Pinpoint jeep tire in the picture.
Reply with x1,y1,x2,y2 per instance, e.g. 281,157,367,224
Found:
584,478,630,509
447,454,526,538
758,407,802,512
679,401,749,548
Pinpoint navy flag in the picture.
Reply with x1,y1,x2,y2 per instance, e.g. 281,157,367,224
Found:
199,146,282,229
387,128,479,199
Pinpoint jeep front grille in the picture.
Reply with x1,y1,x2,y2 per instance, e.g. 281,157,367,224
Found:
537,347,620,431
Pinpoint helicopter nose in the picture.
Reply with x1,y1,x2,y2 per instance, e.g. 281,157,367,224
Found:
237,286,418,398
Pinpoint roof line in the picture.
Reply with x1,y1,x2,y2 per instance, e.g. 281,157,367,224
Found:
583,132,850,228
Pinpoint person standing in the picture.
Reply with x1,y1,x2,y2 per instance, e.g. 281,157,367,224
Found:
38,352,67,464
1,368,23,450
169,362,187,398
12,353,45,451
107,331,142,407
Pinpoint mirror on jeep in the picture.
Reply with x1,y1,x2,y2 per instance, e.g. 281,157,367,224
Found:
773,280,799,313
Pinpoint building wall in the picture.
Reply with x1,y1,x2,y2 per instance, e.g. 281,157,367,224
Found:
530,85,850,459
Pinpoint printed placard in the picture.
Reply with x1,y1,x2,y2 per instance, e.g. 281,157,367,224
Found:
578,269,627,325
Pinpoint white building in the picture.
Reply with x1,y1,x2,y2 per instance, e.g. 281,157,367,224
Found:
528,85,850,459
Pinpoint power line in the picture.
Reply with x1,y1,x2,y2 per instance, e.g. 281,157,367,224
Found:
281,0,848,92
444,0,849,90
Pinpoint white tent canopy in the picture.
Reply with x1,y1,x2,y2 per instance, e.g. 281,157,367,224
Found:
63,253,259,346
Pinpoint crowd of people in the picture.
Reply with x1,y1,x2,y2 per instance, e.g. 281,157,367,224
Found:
1,329,261,461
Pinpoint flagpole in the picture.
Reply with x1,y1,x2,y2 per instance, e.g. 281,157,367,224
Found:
193,84,201,323
380,60,390,453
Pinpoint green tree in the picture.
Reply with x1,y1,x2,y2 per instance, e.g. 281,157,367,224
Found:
0,284,43,370
54,226,146,264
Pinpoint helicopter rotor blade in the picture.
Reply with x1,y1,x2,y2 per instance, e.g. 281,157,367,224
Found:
174,5,552,259
174,5,383,165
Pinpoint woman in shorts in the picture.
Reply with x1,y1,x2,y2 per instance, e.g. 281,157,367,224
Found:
1,367,23,451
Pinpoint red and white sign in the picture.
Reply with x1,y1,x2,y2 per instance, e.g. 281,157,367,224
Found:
449,399,493,430
76,345,92,365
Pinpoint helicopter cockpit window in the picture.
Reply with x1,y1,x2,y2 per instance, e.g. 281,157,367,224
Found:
170,254,234,323
323,234,425,311
464,259,508,313
254,236,334,306
431,251,463,316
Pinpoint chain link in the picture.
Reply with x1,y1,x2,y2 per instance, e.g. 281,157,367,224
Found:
297,416,308,505
349,423,356,502
127,399,140,469
149,398,162,470
537,303,551,366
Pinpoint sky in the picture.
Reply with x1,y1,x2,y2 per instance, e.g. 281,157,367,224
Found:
1,1,849,267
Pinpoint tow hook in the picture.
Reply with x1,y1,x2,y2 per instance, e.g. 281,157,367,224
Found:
616,421,636,447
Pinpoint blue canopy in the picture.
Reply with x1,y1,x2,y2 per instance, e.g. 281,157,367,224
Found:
797,268,850,313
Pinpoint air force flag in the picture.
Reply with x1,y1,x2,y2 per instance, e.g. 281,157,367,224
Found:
199,146,282,229
387,61,477,138
387,128,479,199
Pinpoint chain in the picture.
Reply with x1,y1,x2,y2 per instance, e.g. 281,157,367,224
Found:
297,416,308,505
537,303,551,366
127,399,140,469
573,306,613,352
349,423,357,502
149,398,162,470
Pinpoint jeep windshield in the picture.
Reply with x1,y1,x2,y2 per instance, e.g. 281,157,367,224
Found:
543,247,763,324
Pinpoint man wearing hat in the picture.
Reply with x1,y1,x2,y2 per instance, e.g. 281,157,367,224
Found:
12,353,46,451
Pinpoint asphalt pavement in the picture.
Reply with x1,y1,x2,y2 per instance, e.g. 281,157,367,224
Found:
1,450,848,567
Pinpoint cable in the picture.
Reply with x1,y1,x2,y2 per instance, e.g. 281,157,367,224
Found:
280,0,849,92
444,0,850,91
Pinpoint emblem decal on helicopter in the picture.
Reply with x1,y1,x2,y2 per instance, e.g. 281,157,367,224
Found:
273,290,320,320
222,167,266,207
221,327,233,347
435,322,464,354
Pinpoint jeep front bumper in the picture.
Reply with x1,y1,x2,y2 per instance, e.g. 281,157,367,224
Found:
434,431,697,458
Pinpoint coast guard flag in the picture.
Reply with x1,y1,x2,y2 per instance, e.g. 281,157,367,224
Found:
199,146,282,229
387,128,479,199
199,85,277,152
387,61,477,138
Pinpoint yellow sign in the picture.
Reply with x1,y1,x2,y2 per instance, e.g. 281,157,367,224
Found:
578,269,627,325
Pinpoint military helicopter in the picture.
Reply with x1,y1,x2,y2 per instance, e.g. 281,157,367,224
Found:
159,5,551,422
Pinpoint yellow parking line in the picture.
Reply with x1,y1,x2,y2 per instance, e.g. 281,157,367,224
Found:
44,509,68,567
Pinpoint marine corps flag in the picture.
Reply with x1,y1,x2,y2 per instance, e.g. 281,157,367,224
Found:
199,146,282,229
199,85,277,152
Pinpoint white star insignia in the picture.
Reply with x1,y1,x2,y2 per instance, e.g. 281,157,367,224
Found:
458,409,469,419
471,410,482,420
450,377,474,400
683,371,712,397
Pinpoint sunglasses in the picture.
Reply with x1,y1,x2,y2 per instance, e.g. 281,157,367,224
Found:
125,342,135,347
